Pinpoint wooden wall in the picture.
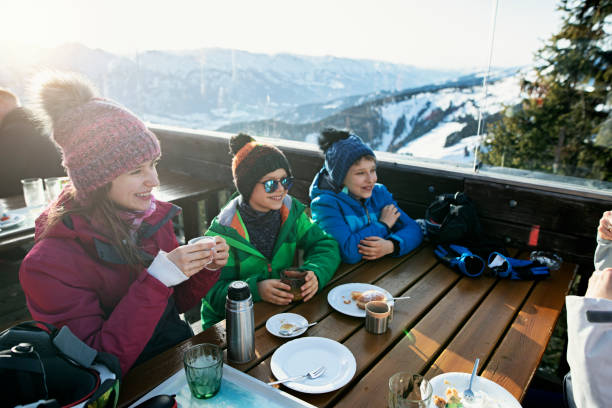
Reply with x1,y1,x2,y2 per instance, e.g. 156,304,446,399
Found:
152,125,612,266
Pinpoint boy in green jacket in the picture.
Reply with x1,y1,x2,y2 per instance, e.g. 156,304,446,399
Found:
201,133,340,329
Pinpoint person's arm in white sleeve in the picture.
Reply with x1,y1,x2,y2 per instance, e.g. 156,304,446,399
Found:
566,268,612,408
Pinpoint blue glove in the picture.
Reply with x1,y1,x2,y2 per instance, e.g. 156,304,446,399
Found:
434,244,485,278
487,252,550,280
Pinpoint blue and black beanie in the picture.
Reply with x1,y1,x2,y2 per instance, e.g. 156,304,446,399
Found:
318,128,375,191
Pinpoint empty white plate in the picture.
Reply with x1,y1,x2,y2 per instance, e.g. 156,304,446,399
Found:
270,337,356,394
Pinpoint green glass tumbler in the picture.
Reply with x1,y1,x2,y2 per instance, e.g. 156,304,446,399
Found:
183,343,223,399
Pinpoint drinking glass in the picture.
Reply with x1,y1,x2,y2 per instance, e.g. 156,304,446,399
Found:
44,177,69,203
388,373,432,408
21,178,46,207
183,343,223,399
280,268,308,302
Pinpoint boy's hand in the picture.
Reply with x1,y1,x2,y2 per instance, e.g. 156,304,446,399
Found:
258,279,293,305
358,236,394,260
300,271,319,302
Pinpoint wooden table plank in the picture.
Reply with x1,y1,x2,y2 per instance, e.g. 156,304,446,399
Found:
333,275,497,408
424,279,533,378
480,261,576,401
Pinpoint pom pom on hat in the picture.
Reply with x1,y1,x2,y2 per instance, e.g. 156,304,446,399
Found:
30,71,96,134
30,71,160,201
229,132,256,155
229,133,291,202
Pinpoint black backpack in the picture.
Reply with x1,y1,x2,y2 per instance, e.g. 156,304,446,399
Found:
424,192,483,244
0,321,121,408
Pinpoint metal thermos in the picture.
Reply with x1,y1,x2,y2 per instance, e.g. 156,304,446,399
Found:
225,281,255,363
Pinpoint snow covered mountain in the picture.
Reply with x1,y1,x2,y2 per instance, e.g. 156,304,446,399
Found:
219,68,523,164
1,43,523,164
0,43,463,130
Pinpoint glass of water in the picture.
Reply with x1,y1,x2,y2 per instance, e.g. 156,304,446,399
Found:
183,343,223,399
21,178,46,207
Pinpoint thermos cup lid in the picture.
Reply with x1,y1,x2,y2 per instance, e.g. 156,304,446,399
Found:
228,281,251,301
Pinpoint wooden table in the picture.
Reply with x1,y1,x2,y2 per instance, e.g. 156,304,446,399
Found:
118,245,576,407
0,169,226,251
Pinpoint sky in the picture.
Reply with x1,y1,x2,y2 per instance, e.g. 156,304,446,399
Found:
2,0,563,69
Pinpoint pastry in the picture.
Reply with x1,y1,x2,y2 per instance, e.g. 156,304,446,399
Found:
353,289,387,309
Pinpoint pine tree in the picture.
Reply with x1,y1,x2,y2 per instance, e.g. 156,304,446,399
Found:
484,0,611,181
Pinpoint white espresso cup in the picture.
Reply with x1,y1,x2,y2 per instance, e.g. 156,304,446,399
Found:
188,236,217,264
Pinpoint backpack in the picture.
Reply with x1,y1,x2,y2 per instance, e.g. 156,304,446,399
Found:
0,321,121,408
424,192,483,244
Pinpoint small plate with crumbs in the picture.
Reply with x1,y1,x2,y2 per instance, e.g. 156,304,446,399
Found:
266,313,309,338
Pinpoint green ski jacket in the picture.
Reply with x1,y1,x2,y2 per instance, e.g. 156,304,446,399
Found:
200,194,340,329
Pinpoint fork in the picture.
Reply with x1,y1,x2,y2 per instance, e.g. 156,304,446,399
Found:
267,366,326,385
463,358,480,401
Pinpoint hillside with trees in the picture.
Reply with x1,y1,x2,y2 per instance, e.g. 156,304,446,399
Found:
484,0,611,181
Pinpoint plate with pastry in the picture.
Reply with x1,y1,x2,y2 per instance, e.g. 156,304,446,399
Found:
327,283,393,317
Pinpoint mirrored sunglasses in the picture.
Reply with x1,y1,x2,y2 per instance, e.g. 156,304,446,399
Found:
261,177,294,193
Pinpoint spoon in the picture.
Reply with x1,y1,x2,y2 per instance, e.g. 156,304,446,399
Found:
463,358,480,401
279,321,318,336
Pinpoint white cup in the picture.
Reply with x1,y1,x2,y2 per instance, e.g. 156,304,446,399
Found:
21,178,46,208
188,236,217,265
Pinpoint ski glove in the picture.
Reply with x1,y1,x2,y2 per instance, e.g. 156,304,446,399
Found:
487,252,550,280
434,244,485,277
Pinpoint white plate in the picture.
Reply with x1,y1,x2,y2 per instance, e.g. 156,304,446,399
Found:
327,283,393,317
266,313,309,338
0,214,25,230
270,337,356,394
430,372,521,408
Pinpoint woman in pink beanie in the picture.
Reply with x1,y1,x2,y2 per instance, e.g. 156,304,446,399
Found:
19,72,229,374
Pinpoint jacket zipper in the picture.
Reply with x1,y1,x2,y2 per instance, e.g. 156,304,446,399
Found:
361,201,371,224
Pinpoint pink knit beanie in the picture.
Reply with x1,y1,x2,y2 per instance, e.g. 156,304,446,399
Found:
32,72,160,200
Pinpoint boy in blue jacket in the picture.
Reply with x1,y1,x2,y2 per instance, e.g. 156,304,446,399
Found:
309,128,423,264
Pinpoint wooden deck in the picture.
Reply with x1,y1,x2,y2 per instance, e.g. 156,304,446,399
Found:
118,244,576,407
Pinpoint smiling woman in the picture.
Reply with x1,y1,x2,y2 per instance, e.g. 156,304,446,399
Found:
17,71,229,377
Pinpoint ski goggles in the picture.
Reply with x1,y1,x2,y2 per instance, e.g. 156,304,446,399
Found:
434,244,485,278
260,176,294,193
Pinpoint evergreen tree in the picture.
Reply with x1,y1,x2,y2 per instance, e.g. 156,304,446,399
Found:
484,0,611,181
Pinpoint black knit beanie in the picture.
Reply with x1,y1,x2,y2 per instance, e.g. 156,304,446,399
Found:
229,133,292,202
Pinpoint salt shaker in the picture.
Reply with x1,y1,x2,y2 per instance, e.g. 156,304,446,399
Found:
225,281,255,363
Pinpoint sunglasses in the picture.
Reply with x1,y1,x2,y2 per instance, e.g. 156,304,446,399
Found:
260,177,294,193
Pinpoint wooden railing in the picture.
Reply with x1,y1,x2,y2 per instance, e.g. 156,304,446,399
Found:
151,124,612,268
